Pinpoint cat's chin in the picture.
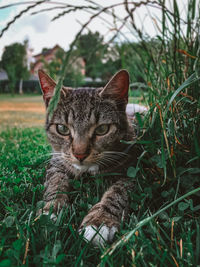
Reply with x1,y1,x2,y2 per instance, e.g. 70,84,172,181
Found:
72,163,99,175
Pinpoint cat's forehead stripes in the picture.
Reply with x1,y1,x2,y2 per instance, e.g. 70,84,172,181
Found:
68,109,75,125
67,89,97,123
57,88,119,126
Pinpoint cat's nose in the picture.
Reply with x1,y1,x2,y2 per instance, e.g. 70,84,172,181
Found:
74,153,88,162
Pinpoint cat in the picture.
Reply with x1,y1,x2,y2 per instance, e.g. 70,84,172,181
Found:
38,69,140,246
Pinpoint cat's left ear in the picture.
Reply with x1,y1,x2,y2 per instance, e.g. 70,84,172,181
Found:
99,69,129,103
38,69,56,107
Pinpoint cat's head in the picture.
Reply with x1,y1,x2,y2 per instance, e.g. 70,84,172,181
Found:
38,69,133,175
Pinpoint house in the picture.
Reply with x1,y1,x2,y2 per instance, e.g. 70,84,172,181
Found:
31,45,85,76
31,45,61,75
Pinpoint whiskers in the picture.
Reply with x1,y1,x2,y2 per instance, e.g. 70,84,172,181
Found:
96,151,128,169
104,151,128,156
41,150,129,175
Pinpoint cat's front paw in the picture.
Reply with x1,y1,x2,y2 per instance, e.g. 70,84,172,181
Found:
80,224,118,247
79,202,120,246
37,197,68,220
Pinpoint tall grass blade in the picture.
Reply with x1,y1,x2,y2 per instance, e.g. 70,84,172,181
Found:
164,72,200,118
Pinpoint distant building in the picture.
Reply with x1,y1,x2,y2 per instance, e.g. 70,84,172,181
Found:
31,45,62,75
31,45,85,77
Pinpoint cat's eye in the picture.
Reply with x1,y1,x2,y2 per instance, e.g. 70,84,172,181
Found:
95,124,110,136
56,124,70,136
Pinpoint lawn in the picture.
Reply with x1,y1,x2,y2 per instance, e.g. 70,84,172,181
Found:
0,95,45,130
0,93,199,266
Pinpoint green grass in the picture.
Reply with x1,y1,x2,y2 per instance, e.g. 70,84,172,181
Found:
0,94,42,101
0,100,199,266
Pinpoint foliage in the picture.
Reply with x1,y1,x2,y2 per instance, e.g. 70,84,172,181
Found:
63,68,84,88
105,42,149,83
74,31,107,79
0,42,30,94
72,32,147,83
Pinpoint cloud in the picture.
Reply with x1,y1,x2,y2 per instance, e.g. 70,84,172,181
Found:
27,14,50,33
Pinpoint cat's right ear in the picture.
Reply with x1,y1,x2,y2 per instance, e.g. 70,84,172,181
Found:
38,69,56,107
99,70,129,104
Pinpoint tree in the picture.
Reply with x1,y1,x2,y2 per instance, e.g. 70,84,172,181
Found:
74,31,107,79
73,31,147,83
101,40,158,84
1,42,29,94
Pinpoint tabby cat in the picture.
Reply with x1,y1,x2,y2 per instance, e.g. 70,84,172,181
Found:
38,69,139,246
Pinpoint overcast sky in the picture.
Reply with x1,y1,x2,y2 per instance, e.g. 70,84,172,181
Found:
0,0,191,59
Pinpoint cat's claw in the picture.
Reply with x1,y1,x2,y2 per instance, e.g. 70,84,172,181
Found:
43,211,57,221
79,225,118,247
36,209,57,221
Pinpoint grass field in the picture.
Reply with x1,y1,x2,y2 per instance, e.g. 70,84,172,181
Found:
0,93,199,266
0,95,45,130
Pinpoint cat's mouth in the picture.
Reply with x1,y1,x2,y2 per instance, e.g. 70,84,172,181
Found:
72,163,99,175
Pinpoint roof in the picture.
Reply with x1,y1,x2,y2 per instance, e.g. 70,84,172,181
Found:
33,45,61,58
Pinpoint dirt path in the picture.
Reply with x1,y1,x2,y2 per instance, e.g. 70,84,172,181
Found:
0,102,45,112
0,95,46,130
